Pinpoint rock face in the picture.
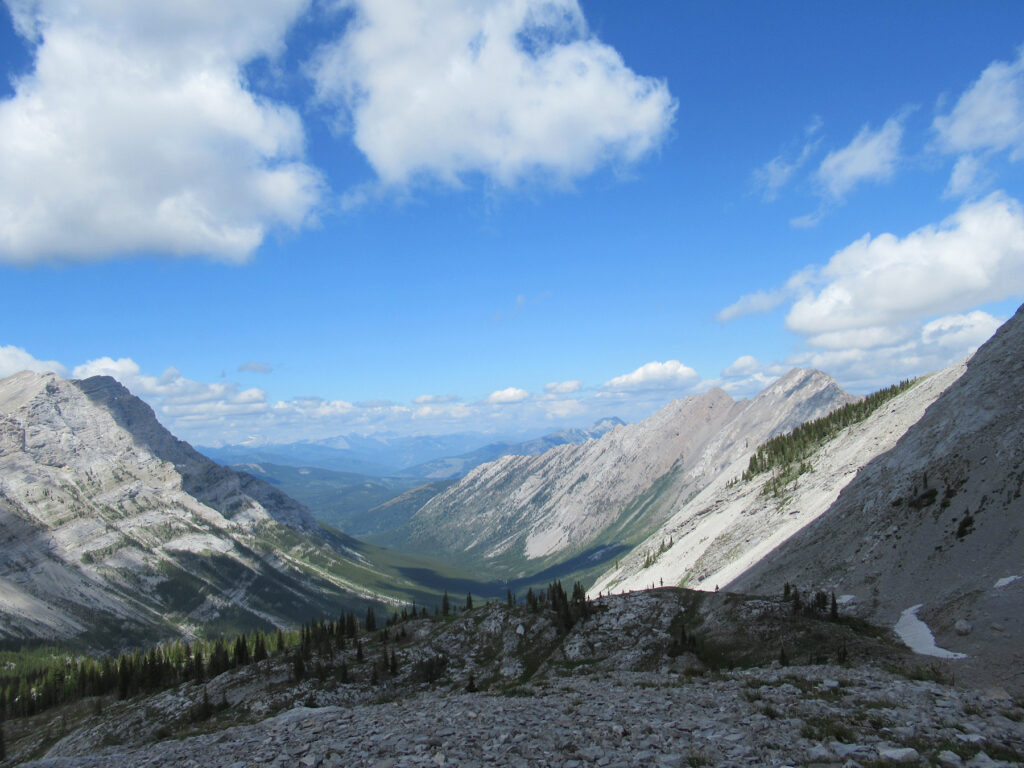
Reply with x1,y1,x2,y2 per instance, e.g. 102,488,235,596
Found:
0,372,385,649
591,362,965,597
389,369,855,576
730,305,1024,694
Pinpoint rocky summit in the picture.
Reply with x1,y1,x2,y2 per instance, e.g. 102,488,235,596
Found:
8,590,1024,768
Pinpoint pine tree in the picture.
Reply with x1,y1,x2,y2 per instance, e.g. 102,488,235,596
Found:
442,590,450,616
0,720,5,760
365,606,377,632
465,592,473,610
292,651,305,681
253,632,268,663
829,592,839,622
276,628,286,652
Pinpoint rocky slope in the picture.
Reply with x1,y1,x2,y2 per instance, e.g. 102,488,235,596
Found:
729,304,1024,695
590,362,965,598
0,372,402,649
9,589,1023,767
387,369,855,578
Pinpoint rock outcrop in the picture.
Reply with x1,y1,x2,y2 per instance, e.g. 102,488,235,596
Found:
0,371,387,648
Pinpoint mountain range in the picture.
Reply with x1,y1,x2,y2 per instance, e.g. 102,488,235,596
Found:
382,368,856,580
0,373,415,649
2,307,1021,699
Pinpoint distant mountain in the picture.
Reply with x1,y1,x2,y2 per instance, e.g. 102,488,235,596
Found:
383,370,854,579
0,372,411,650
199,432,515,477
397,417,626,479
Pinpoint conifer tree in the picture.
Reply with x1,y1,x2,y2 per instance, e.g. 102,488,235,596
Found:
465,592,473,610
365,606,377,632
442,590,450,616
0,720,5,760
253,632,268,663
292,651,305,681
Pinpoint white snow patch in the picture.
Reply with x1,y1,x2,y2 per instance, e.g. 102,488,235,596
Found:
894,604,967,659
837,594,857,605
994,575,1021,589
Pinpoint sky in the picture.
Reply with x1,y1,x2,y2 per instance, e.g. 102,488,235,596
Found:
1,0,1023,446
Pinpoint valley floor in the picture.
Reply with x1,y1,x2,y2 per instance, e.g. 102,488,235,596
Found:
17,665,1024,768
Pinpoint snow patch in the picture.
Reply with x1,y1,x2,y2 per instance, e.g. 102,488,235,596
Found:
994,575,1020,589
163,534,235,555
894,604,967,659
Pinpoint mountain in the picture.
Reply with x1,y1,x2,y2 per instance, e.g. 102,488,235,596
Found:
383,370,855,579
396,417,626,479
199,431,514,477
0,372,411,650
727,304,1024,693
590,364,965,597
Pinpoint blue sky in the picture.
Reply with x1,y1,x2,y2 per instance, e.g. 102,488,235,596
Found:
1,1,1023,445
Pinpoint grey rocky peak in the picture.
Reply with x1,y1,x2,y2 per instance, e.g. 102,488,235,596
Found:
729,304,1024,694
388,368,854,578
0,370,382,648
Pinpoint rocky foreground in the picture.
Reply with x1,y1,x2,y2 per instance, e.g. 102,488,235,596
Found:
8,589,1024,767
21,664,1024,768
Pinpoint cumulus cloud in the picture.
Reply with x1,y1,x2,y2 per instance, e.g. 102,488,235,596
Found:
786,193,1024,335
310,0,676,189
920,311,1003,352
486,386,530,404
0,345,69,378
604,360,698,391
0,0,322,263
238,361,273,374
544,379,582,394
73,357,269,420
816,114,904,200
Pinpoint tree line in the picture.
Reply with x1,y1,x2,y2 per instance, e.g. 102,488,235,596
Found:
743,378,917,495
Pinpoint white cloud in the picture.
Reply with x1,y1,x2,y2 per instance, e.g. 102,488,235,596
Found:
413,402,475,420
238,361,273,374
717,290,787,322
310,0,676,189
604,360,698,391
722,355,760,377
934,46,1024,198
920,311,1002,352
816,114,904,199
944,154,992,198
73,357,269,420
752,126,820,202
717,268,815,323
486,386,530,404
412,393,459,404
806,326,911,351
0,0,322,263
787,193,1024,335
544,379,582,394
934,46,1024,160
0,345,68,378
